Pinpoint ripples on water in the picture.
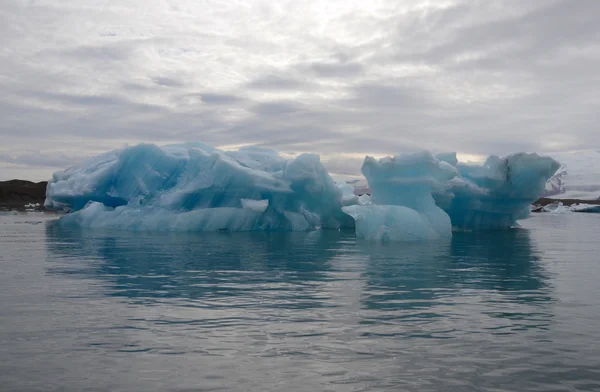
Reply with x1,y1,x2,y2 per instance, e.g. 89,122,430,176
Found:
1,213,600,391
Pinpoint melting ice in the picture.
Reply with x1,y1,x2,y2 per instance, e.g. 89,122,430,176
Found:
45,142,559,241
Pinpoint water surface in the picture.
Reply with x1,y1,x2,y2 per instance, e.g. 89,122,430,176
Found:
1,213,599,391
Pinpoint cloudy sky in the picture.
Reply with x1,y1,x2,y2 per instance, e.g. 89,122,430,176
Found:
1,0,599,180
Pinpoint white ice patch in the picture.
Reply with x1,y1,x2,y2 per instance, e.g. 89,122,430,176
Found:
240,199,269,213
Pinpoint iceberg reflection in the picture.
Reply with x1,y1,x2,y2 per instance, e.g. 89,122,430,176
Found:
45,222,552,311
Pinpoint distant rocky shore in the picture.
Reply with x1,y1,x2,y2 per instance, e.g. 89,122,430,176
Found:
531,197,600,213
2,179,600,213
0,180,48,211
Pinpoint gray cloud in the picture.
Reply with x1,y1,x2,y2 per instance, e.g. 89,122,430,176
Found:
200,93,244,105
57,44,133,63
246,74,311,91
17,90,130,107
153,76,185,88
305,61,365,78
0,151,88,169
250,101,304,117
1,0,600,181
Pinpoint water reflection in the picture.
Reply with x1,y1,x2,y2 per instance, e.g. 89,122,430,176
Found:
45,224,357,308
45,223,552,311
359,229,551,311
5,217,594,392
355,229,554,339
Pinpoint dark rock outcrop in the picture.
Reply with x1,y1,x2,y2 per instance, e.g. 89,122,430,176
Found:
0,180,48,210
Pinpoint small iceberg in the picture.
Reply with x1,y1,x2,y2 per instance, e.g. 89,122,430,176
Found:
342,151,559,241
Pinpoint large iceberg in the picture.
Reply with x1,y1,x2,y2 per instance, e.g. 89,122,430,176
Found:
45,142,559,240
45,143,352,231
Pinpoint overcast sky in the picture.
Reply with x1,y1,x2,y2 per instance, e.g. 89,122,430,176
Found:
1,0,599,180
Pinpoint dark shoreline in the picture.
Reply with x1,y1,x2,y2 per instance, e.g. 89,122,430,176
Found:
533,197,600,207
0,180,48,211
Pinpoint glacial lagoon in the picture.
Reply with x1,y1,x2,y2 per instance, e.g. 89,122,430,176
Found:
1,212,599,391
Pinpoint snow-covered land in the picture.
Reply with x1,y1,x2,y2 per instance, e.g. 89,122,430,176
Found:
545,150,600,200
45,143,559,241
539,202,600,214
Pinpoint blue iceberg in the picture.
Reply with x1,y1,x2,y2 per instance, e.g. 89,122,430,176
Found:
45,143,351,231
343,151,456,241
45,142,559,240
440,153,560,229
342,151,559,241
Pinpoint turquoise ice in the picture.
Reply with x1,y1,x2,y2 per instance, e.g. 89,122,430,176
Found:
343,151,560,241
45,143,351,231
45,142,559,240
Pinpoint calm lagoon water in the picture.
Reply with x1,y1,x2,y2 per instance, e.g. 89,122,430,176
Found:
1,212,600,391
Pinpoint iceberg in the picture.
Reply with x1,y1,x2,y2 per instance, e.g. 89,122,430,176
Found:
343,151,455,241
441,153,561,229
45,143,351,231
343,151,559,240
45,142,559,240
544,150,600,200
